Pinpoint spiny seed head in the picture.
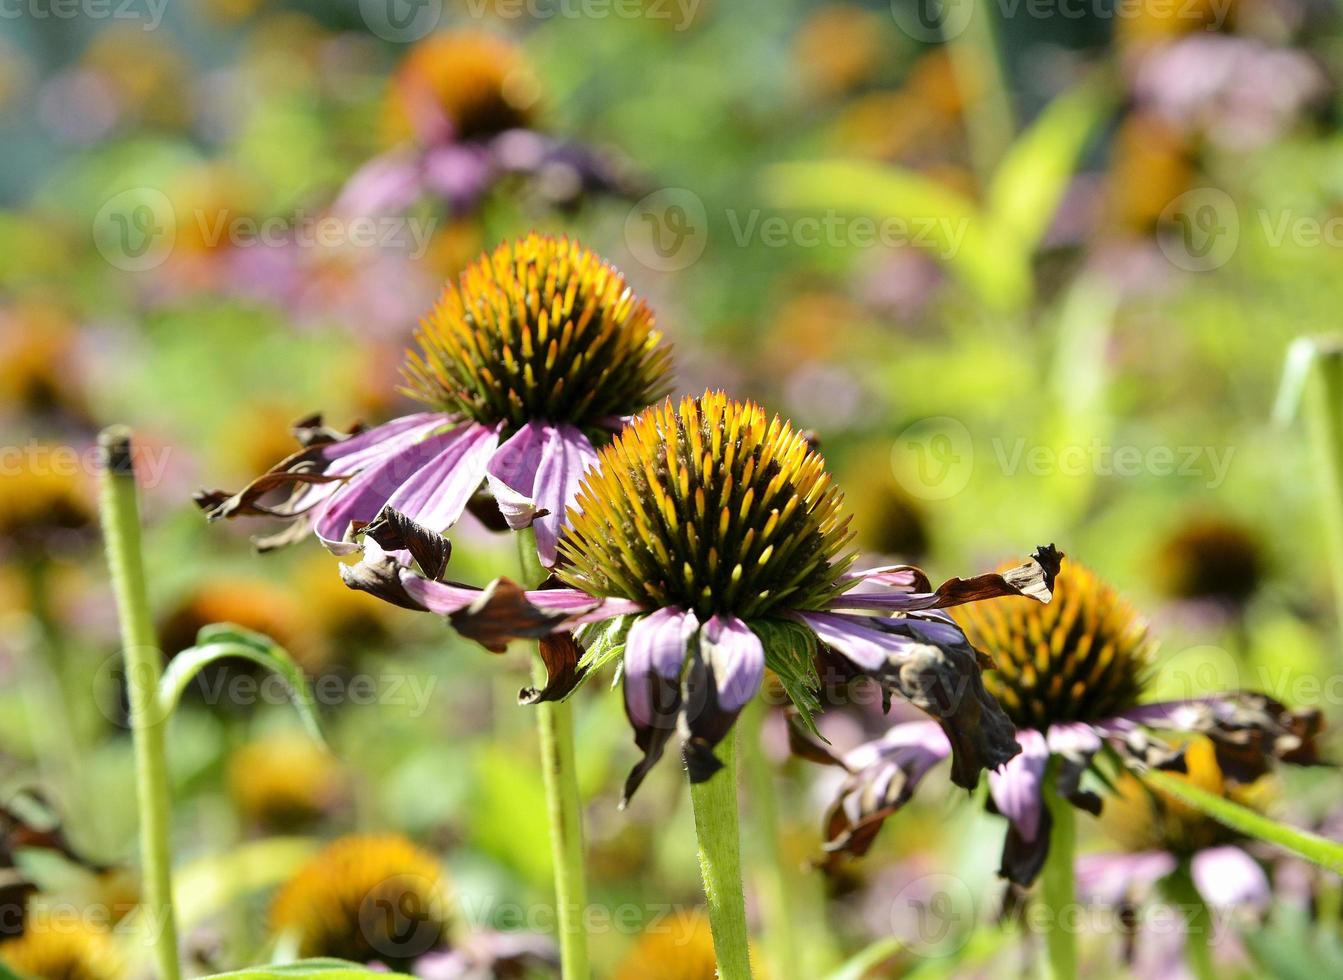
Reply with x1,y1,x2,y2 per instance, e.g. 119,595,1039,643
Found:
386,30,539,143
953,561,1154,730
270,834,450,968
558,391,854,620
1103,737,1271,854
403,234,672,433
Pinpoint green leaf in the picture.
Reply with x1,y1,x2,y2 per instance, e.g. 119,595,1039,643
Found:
1144,770,1343,872
764,160,1032,312
985,77,1112,254
200,960,414,979
823,937,905,980
576,614,636,681
157,623,324,744
751,618,821,738
0,962,29,980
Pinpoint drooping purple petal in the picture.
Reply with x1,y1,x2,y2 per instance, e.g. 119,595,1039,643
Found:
623,607,699,729
1048,721,1105,815
621,607,698,804
483,423,599,567
484,422,549,529
989,728,1049,843
1191,845,1271,911
532,424,599,567
1075,851,1177,907
683,615,765,783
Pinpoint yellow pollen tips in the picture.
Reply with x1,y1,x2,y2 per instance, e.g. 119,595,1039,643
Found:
557,391,854,619
403,233,672,431
954,560,1155,729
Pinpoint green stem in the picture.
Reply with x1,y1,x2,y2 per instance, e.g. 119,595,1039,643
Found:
515,528,589,980
1039,773,1077,980
1164,867,1217,980
98,427,181,980
1306,346,1343,638
740,700,803,980
690,728,753,980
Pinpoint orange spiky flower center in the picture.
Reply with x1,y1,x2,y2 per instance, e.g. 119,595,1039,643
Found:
953,561,1154,729
403,234,672,433
558,392,854,620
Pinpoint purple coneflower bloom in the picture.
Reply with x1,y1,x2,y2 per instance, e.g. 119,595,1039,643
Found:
341,391,1063,801
336,30,636,221
800,561,1323,885
195,234,672,566
1075,737,1274,977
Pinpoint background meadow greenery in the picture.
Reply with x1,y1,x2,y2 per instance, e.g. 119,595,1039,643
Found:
3,0,1343,976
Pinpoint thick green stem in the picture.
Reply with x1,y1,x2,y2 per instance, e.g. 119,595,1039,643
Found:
1164,867,1216,980
690,729,753,980
1306,347,1343,638
515,528,589,979
1039,773,1077,980
740,700,803,980
98,427,181,980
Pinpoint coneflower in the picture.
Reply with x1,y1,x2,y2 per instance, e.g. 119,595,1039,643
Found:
342,391,1058,977
338,30,635,219
1077,738,1275,977
196,233,672,567
344,391,1058,799
801,560,1321,886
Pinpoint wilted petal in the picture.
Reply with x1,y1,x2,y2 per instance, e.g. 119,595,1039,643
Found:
621,607,698,804
1110,693,1325,782
683,615,765,783
1191,845,1270,911
194,413,444,527
828,544,1063,612
797,720,951,862
798,611,1019,789
518,632,585,705
1047,722,1105,815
